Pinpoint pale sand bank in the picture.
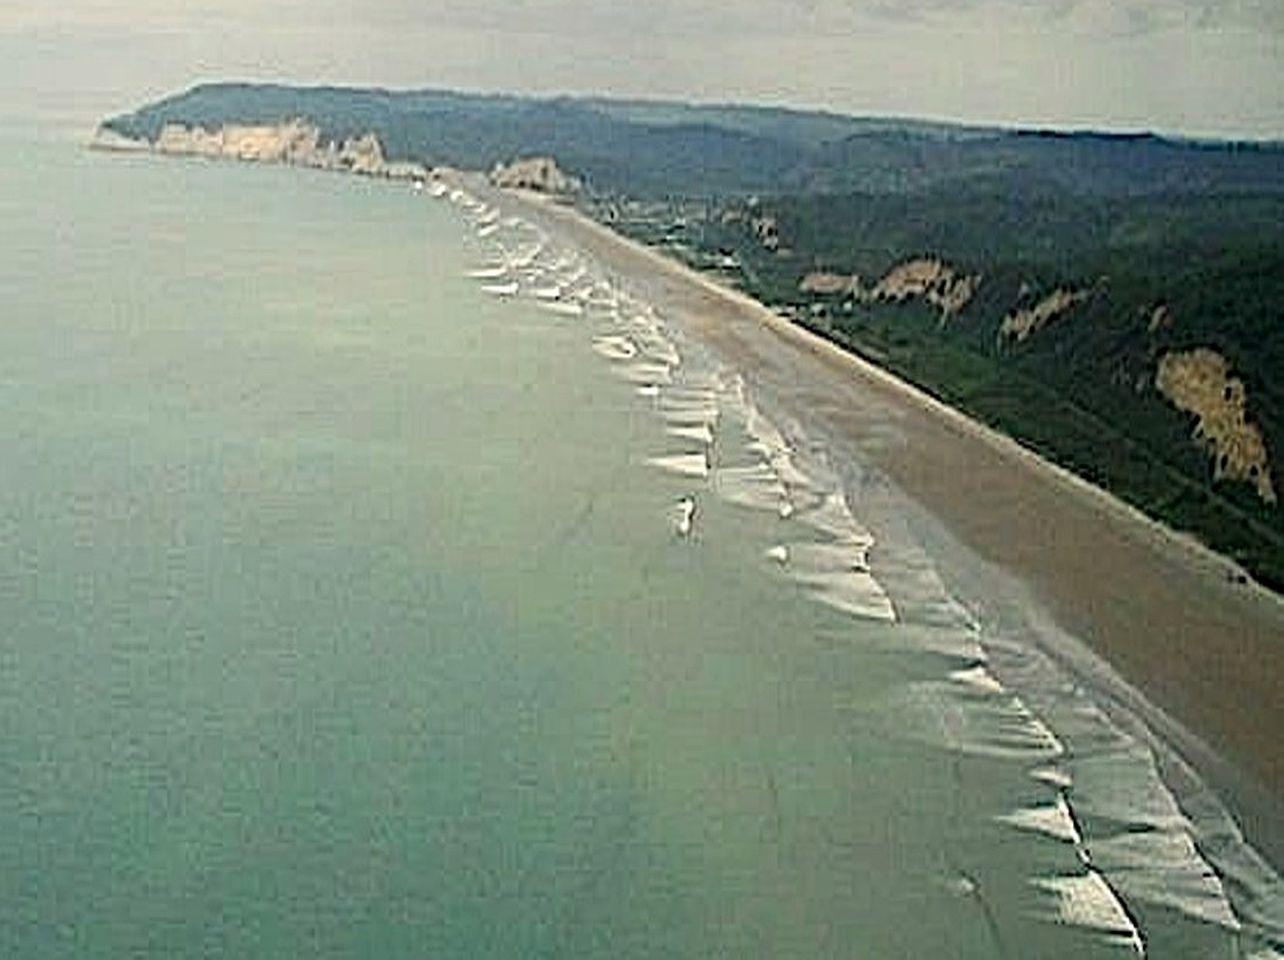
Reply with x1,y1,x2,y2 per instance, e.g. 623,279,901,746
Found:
497,186,1284,862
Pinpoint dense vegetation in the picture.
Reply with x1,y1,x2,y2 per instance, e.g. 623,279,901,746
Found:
105,84,1284,588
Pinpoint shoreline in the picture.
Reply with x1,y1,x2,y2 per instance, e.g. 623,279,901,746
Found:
77,141,1284,944
90,138,1284,858
104,138,1284,867
491,185,1284,868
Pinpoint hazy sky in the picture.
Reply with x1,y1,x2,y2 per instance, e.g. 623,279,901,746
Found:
3,0,1281,138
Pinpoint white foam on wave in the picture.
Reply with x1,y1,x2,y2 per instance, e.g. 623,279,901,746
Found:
871,541,980,631
950,664,1006,695
625,315,665,341
1033,872,1145,954
539,301,584,317
1032,766,1075,790
480,281,518,297
465,265,508,279
713,462,791,514
647,453,710,479
744,405,791,459
731,395,820,506
659,399,720,429
797,490,874,543
719,373,750,413
585,297,619,314
636,385,660,398
477,223,499,239
768,449,815,494
998,794,1083,844
636,333,681,368
592,335,638,362
615,362,672,387
777,540,896,622
667,424,714,445
510,242,543,268
796,568,897,622
786,539,873,572
661,386,718,403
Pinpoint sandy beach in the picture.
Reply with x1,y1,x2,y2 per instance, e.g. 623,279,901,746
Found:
492,188,1284,864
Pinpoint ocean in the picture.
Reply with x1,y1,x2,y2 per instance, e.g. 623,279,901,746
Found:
1,130,1279,958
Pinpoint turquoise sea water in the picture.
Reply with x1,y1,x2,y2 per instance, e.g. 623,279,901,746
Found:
1,135,1278,958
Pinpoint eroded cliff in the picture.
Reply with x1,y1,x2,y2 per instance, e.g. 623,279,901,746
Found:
98,119,428,181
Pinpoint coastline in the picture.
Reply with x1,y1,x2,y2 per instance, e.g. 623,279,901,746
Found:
89,133,1284,851
73,136,1284,947
491,185,1284,866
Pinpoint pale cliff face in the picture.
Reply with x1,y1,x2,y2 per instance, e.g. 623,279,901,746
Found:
156,119,322,163
799,272,858,296
871,258,980,318
147,120,422,181
489,156,581,195
1156,348,1276,504
798,257,981,319
999,288,1089,343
